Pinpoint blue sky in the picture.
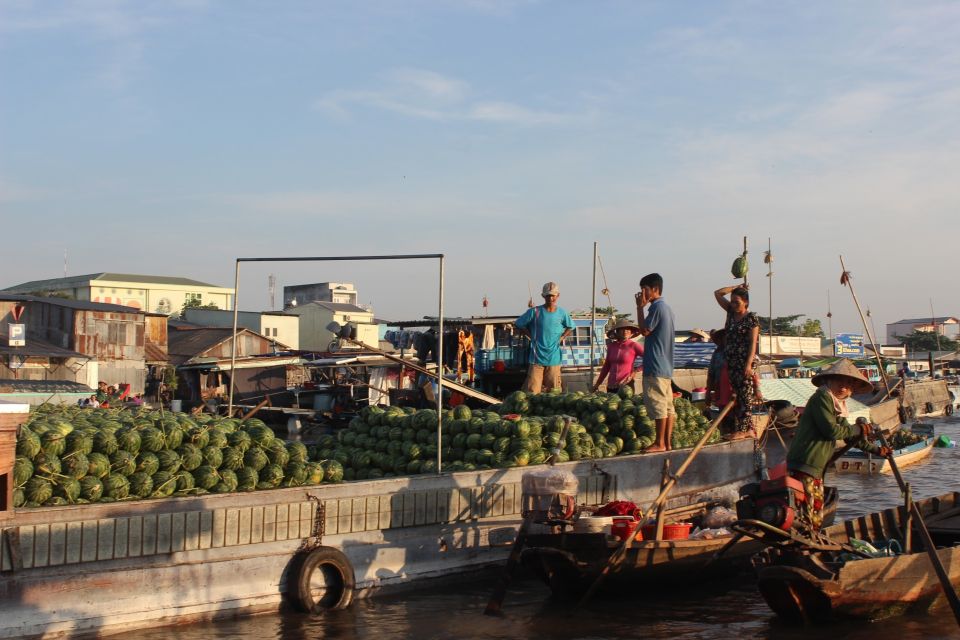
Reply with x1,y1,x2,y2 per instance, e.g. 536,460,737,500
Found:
2,1,958,336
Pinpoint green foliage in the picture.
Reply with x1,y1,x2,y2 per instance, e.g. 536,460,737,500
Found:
895,330,958,352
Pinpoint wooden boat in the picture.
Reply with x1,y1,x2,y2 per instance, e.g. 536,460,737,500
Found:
833,424,935,475
520,489,838,598
753,491,960,623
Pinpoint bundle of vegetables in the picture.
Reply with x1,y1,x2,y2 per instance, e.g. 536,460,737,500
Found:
888,428,928,450
305,389,719,481
12,405,344,509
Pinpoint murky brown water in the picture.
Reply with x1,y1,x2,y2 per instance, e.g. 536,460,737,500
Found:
131,418,960,640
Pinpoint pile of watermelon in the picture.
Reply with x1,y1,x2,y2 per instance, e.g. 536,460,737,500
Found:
308,387,719,479
13,405,344,509
497,387,719,450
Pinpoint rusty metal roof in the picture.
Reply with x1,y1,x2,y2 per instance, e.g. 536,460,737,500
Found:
0,335,88,359
167,326,261,365
144,339,168,363
0,293,141,314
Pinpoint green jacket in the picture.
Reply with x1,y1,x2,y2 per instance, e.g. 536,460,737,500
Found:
786,386,880,479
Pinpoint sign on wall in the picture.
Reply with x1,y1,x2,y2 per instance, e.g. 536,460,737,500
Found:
8,323,25,347
835,333,865,358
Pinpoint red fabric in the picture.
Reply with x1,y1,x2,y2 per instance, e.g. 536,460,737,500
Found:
596,500,642,519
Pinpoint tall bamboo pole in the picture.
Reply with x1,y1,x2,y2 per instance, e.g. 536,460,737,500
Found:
839,256,891,395
590,242,597,383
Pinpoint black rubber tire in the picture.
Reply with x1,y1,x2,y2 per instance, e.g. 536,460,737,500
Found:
905,405,916,420
925,402,935,414
294,547,355,612
946,404,955,417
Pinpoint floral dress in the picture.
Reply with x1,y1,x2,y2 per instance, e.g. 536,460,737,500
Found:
723,311,760,433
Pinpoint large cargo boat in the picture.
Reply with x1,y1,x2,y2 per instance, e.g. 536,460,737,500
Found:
0,400,761,639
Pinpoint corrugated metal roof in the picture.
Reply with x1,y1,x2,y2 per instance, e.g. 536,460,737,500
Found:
304,301,371,314
758,379,871,421
167,326,262,364
4,272,228,291
0,335,89,359
891,316,958,324
0,293,141,314
144,339,168,363
0,379,94,394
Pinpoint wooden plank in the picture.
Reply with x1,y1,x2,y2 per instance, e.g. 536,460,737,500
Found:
276,504,289,540
211,509,226,548
403,492,416,527
156,514,172,554
19,526,35,569
224,509,240,547
390,493,404,529
97,519,115,561
351,498,366,534
127,516,143,557
113,517,129,559
184,512,200,551
365,497,380,531
32,524,49,568
436,489,451,523
324,500,339,535
414,491,427,525
142,515,158,555
336,500,352,534
379,495,393,529
65,522,83,564
170,512,186,552
250,507,264,545
199,511,214,549
262,506,277,543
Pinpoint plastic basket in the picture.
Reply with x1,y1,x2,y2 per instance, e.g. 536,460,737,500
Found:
639,522,693,541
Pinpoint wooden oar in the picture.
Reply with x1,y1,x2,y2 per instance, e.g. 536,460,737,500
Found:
575,400,736,609
876,431,960,627
483,416,574,616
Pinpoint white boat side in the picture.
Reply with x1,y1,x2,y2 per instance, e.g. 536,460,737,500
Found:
833,437,935,475
0,439,760,639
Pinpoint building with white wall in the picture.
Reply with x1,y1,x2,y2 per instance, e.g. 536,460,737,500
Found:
182,308,299,350
283,282,359,307
886,316,959,345
4,273,234,316
283,301,376,351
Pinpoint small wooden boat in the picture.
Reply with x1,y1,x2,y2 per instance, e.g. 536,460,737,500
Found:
833,424,935,475
752,491,960,623
520,490,838,598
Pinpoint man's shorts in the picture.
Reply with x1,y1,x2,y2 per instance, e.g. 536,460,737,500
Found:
642,375,676,420
523,364,561,394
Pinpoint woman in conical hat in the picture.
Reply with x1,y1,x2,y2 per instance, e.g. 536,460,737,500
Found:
786,358,891,531
593,319,645,393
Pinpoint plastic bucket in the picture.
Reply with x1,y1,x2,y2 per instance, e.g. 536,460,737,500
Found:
639,522,693,541
611,517,638,541
170,399,182,412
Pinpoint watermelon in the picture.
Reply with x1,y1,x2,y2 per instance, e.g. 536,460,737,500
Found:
116,427,142,455
128,472,154,498
79,476,104,501
65,430,94,455
136,452,160,476
236,467,259,491
33,452,62,476
258,464,283,488
151,471,176,497
16,427,41,458
61,452,89,479
177,443,204,471
103,473,130,499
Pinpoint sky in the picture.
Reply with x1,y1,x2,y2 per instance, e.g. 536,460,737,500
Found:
2,1,958,337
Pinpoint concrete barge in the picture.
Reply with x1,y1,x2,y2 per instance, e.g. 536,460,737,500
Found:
0,403,761,639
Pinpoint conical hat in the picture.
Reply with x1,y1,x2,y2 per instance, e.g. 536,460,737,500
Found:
811,359,873,395
608,318,640,335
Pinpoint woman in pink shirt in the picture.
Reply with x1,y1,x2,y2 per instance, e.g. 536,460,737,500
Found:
592,319,645,392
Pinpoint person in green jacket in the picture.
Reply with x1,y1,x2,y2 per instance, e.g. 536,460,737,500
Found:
787,359,892,531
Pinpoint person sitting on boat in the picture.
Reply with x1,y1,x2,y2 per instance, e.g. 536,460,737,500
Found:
592,319,644,393
515,282,575,393
786,359,892,531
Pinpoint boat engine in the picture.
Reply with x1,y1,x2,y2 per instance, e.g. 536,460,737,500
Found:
736,476,806,531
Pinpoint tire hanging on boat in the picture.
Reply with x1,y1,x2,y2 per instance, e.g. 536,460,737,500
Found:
293,546,355,612
946,404,954,417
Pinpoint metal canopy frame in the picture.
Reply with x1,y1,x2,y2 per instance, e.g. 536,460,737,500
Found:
227,253,446,473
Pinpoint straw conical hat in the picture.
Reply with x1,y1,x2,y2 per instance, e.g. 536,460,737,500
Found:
608,318,640,335
811,359,873,395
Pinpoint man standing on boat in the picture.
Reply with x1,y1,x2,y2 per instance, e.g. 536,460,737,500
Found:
786,359,892,531
635,273,676,453
515,282,575,393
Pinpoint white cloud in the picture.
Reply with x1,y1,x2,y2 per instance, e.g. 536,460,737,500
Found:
314,67,572,125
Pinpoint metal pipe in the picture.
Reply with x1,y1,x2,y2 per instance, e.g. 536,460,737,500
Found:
590,241,597,384
228,259,241,415
437,255,445,475
236,254,443,263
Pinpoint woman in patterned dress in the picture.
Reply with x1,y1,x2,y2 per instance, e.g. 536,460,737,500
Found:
714,285,761,438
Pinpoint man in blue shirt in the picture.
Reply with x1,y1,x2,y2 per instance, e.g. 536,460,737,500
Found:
635,273,676,452
515,281,575,393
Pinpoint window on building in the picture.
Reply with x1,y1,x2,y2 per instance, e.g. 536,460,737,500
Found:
186,293,202,305
273,328,278,337
572,326,593,346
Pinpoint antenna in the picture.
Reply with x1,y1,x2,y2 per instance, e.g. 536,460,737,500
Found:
268,274,276,310
63,249,67,277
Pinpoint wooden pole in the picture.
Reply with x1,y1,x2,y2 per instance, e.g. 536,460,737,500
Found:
576,400,736,609
839,256,891,395
877,431,960,627
590,242,598,385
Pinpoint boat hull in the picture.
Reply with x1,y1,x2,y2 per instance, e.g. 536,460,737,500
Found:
833,437,934,475
0,439,760,638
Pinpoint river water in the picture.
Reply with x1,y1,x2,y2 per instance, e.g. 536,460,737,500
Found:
131,418,960,640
